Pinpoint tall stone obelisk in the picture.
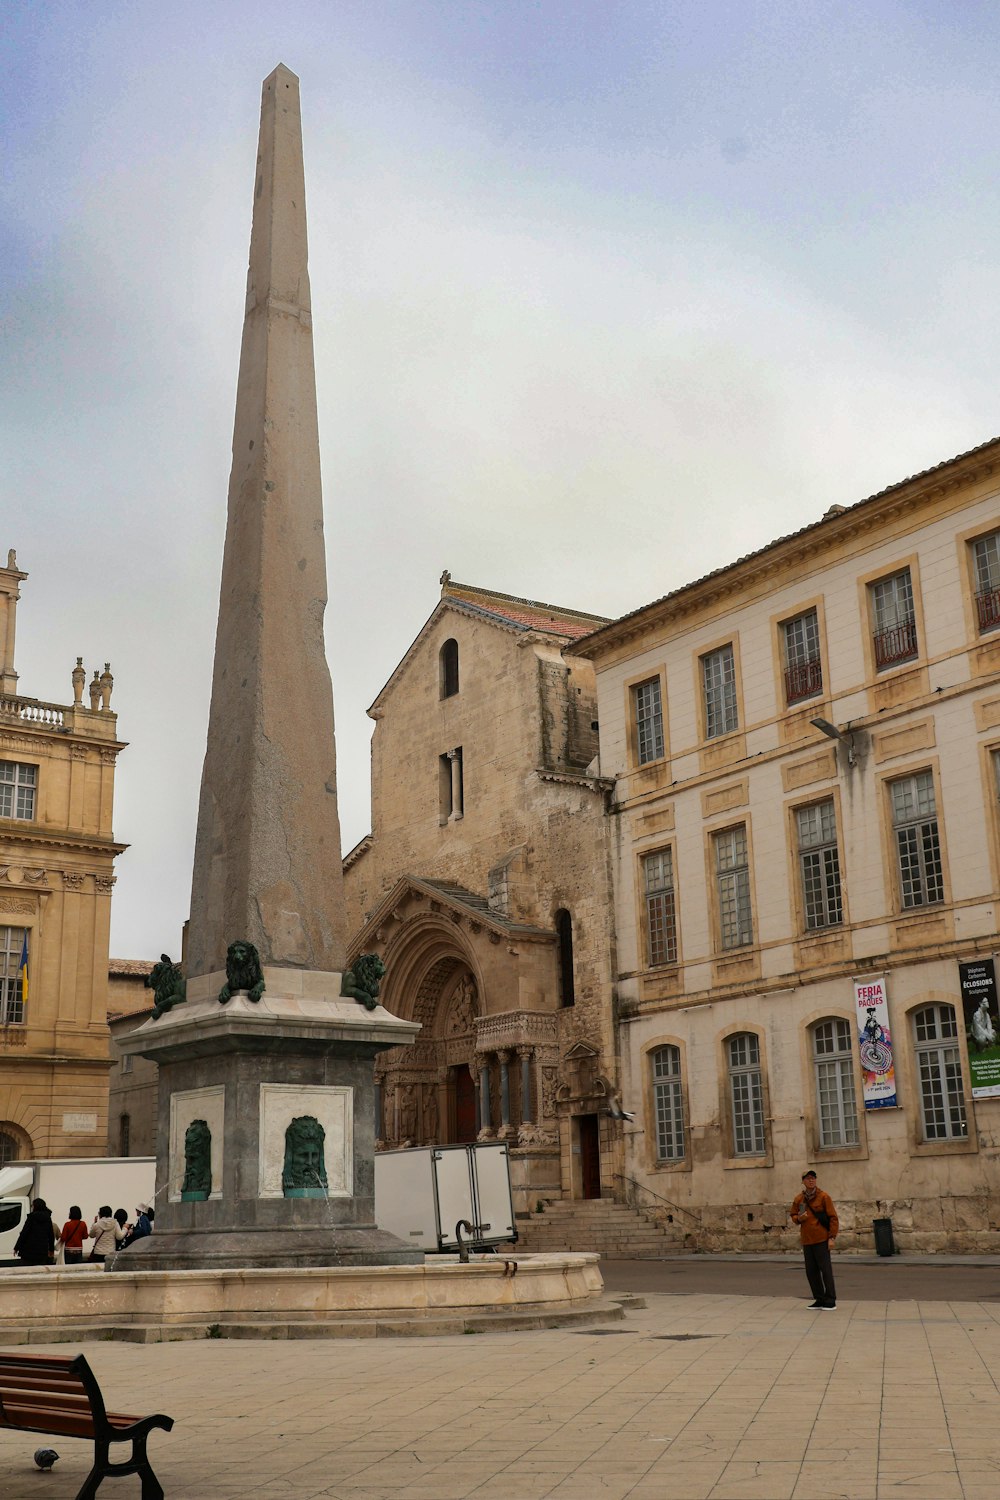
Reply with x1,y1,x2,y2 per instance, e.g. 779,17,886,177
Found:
118,67,419,1270
188,63,345,980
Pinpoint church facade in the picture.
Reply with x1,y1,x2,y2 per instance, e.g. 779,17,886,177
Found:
344,576,623,1213
0,551,127,1163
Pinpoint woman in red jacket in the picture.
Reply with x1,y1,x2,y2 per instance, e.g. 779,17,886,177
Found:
59,1205,89,1266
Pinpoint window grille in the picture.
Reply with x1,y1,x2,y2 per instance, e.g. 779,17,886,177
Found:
0,762,36,821
973,532,1000,632
714,826,752,949
0,1131,19,1166
701,645,738,738
912,1004,967,1141
727,1032,766,1156
632,678,664,765
871,570,918,668
812,1019,858,1148
643,850,677,967
782,611,823,703
0,928,25,1025
796,800,843,929
651,1046,685,1161
890,771,943,908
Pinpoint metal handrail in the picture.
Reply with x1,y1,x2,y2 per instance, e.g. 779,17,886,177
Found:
611,1173,702,1228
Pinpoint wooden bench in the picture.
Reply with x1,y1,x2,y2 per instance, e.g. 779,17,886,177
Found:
0,1351,174,1499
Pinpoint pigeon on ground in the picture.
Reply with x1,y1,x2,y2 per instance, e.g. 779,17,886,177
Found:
33,1449,59,1471
606,1095,636,1122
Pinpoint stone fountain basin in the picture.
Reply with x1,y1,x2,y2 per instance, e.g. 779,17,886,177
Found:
0,1253,604,1336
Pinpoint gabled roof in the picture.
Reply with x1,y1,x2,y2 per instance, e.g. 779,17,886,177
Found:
352,873,555,951
574,432,1000,656
368,575,610,716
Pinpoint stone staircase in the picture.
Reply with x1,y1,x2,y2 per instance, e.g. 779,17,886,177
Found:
516,1197,692,1259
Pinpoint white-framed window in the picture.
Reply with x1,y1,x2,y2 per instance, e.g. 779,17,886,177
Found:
870,569,917,669
0,928,26,1025
890,771,943,908
631,678,664,765
812,1019,859,1148
643,849,677,967
651,1045,685,1162
727,1032,766,1156
714,825,752,949
973,531,1000,632
701,645,738,738
796,800,843,930
0,762,36,821
912,1004,968,1142
782,610,822,704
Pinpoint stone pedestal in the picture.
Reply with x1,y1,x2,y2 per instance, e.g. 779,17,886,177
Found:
116,970,421,1270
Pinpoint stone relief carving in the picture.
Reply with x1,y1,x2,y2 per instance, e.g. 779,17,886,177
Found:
517,1122,558,1147
0,897,33,915
398,1083,418,1142
422,1085,439,1142
540,1066,560,1120
62,872,85,890
447,975,477,1036
281,1115,328,1196
181,1119,212,1198
94,875,115,893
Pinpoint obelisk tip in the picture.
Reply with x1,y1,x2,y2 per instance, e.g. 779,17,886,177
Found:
264,62,299,88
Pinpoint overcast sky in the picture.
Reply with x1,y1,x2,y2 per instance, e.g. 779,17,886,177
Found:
5,1,1000,959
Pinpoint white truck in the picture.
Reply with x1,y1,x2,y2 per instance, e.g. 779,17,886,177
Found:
374,1141,517,1253
0,1157,156,1264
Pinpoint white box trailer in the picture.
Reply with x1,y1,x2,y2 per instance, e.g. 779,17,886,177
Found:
375,1141,517,1253
0,1157,156,1263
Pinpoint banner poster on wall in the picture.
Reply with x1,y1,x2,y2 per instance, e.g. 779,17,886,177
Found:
853,976,897,1109
959,957,1000,1099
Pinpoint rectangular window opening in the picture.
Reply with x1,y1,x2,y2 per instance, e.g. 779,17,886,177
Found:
714,826,753,950
782,610,822,704
643,849,677,967
701,645,738,739
796,800,843,930
871,569,918,669
631,678,664,765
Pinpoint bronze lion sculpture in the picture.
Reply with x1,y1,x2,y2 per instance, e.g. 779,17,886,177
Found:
218,939,266,1004
146,953,187,1019
341,953,386,1011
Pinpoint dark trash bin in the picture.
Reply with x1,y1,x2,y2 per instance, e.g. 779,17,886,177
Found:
872,1217,895,1257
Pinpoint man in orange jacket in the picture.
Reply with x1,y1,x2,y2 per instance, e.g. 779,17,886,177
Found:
790,1170,839,1309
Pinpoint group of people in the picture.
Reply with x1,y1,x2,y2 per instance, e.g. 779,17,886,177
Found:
13,1200,154,1266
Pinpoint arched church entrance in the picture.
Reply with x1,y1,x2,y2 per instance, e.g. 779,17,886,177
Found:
375,944,481,1150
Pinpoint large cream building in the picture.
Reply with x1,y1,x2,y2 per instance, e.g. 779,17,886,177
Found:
578,439,1000,1252
0,552,127,1163
344,576,622,1212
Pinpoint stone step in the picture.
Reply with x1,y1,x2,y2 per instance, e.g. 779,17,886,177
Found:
0,1297,632,1345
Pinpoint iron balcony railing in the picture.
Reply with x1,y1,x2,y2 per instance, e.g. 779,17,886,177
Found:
976,586,1000,632
873,617,918,669
784,657,823,704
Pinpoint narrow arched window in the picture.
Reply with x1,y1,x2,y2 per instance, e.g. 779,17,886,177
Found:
119,1113,131,1157
727,1032,766,1157
440,638,459,698
811,1019,858,1148
651,1046,685,1161
556,909,575,1008
912,1004,967,1141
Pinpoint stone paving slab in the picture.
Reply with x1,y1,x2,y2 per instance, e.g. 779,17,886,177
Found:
2,1290,1000,1498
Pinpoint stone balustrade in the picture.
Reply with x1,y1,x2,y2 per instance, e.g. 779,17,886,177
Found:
0,695,65,729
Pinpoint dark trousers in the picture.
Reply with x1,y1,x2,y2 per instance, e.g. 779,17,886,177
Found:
802,1239,836,1304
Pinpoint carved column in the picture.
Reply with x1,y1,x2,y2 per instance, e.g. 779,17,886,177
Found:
448,749,463,820
497,1049,515,1139
518,1046,533,1124
478,1058,494,1137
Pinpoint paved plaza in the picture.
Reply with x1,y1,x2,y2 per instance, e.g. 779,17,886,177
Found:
2,1282,1000,1500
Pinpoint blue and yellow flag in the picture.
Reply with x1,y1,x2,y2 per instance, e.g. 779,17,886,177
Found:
17,932,28,1006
